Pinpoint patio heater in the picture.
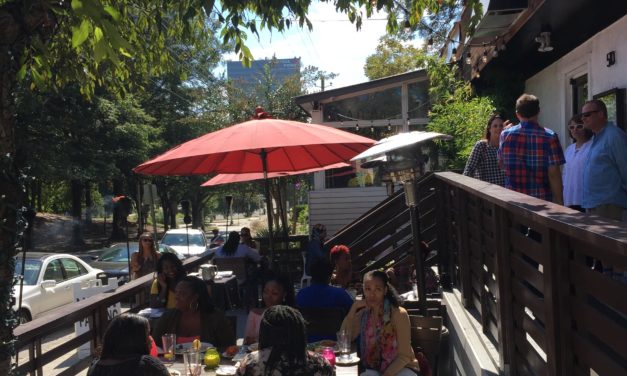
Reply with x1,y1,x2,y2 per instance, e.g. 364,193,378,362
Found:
352,131,452,315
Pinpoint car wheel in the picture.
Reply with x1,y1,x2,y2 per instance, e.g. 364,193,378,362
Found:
18,309,31,324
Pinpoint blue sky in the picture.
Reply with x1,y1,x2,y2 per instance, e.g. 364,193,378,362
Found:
219,3,406,89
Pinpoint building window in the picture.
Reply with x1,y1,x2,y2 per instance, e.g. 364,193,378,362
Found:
322,87,402,122
325,164,376,189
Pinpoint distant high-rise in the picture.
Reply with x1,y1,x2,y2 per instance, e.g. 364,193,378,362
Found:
227,57,301,88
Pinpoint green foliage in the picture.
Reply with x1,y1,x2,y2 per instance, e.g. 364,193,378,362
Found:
424,58,495,169
296,204,309,234
364,35,424,80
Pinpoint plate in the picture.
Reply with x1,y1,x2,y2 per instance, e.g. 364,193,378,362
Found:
174,342,213,355
335,355,360,366
307,340,337,353
216,365,237,375
248,343,258,352
166,369,181,376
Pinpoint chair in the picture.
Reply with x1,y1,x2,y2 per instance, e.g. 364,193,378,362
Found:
300,253,312,288
298,306,346,339
409,315,443,376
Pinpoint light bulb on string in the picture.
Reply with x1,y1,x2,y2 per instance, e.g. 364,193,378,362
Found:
387,121,392,131
355,123,359,132
482,49,488,63
465,52,472,65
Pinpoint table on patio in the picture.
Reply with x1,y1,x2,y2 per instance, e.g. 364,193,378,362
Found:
205,274,239,311
163,353,358,375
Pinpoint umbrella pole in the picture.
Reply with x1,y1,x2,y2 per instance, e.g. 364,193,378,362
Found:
261,150,275,267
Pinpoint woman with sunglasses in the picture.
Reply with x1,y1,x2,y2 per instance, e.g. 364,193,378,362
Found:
463,114,506,186
130,232,161,280
563,114,593,212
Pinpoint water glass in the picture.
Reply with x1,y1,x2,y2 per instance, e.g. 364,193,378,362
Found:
337,328,351,359
161,333,176,363
183,350,202,376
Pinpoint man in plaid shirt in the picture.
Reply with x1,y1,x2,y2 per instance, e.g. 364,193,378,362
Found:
498,94,565,204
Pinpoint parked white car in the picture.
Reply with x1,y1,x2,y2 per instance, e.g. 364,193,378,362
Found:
160,228,208,257
13,252,105,323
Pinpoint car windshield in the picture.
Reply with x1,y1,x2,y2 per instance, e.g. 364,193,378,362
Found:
161,233,205,247
14,259,42,285
100,247,134,262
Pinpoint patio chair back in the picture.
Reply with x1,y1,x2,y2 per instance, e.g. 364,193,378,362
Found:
409,315,443,376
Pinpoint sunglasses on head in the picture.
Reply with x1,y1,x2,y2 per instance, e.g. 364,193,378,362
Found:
141,238,153,242
569,123,584,130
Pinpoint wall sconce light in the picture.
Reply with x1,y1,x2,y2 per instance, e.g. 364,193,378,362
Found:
607,51,616,67
535,25,554,52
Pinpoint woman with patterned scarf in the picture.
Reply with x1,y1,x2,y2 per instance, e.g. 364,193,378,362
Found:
340,270,421,376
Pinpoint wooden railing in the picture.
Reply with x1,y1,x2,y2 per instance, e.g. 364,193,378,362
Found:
436,171,627,376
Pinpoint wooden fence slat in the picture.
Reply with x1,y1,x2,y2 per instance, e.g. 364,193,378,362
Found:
509,228,547,265
514,330,548,376
511,254,544,297
511,279,546,324
569,262,627,314
570,299,627,359
571,331,627,376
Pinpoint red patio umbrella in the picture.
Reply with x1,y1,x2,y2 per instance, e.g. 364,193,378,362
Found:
200,162,350,187
133,115,375,254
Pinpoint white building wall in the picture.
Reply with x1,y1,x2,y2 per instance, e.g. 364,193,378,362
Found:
526,14,627,145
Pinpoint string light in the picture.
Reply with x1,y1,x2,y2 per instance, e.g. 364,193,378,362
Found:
387,120,392,131
355,123,359,131
451,48,458,62
465,52,472,65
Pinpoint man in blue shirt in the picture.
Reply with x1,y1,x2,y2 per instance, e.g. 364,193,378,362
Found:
581,99,627,221
297,258,353,341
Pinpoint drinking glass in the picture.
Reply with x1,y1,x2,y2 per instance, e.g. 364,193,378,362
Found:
337,328,351,360
183,350,202,376
161,333,176,364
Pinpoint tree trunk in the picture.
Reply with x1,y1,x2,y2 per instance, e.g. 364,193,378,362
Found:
84,181,92,225
168,200,178,229
70,179,84,246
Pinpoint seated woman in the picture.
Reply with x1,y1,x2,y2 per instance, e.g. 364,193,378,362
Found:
237,305,334,376
149,253,185,309
240,227,258,250
87,314,169,376
244,273,295,345
341,270,421,376
330,244,353,288
152,276,235,348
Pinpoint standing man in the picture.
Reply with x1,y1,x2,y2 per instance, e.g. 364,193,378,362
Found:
581,99,627,221
498,94,565,204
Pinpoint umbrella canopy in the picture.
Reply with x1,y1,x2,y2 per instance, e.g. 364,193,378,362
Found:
134,117,375,256
201,162,350,187
134,119,375,175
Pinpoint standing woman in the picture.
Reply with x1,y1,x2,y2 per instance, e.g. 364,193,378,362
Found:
463,114,506,186
341,270,421,376
130,232,160,280
305,224,327,275
563,114,593,212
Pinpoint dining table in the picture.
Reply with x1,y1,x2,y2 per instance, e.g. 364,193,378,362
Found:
161,351,359,375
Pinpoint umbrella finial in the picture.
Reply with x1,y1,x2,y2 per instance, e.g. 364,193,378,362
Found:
253,106,273,119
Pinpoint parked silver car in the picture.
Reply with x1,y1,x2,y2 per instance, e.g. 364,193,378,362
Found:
13,252,106,323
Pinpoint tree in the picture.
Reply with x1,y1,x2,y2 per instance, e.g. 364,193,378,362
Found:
0,0,482,372
364,34,424,80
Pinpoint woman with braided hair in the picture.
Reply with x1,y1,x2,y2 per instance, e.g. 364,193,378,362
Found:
236,305,334,376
